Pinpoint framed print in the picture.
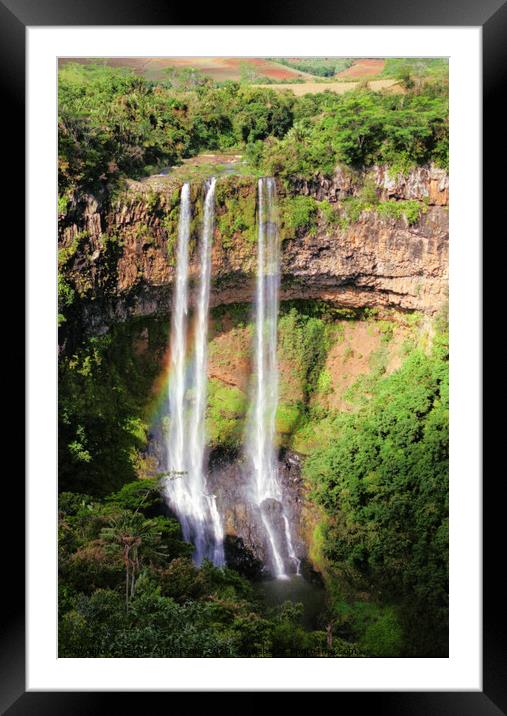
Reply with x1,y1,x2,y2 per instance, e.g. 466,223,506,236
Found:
2,0,499,708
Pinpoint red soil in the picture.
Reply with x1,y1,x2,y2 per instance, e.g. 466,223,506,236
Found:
230,58,303,80
336,58,385,78
58,57,306,82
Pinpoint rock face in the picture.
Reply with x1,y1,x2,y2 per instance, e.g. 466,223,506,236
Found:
291,164,448,205
208,449,308,578
147,433,308,577
280,206,447,313
59,164,448,338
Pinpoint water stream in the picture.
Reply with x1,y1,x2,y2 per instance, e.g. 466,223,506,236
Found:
164,177,300,577
164,179,224,566
245,177,300,578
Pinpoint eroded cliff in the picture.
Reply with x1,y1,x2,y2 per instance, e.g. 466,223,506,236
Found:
58,164,448,340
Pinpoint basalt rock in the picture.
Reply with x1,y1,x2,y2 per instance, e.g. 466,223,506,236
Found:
207,448,307,578
290,163,449,205
59,165,448,340
223,535,264,580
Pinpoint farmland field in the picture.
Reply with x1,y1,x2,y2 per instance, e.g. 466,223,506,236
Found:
58,56,311,82
252,78,403,95
335,58,385,78
57,57,447,88
57,57,397,85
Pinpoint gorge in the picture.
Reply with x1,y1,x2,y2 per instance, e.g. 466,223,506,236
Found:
59,165,448,577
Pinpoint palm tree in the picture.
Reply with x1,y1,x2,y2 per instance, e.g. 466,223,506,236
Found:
101,511,167,609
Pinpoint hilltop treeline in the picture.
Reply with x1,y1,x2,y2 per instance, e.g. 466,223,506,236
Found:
59,62,448,198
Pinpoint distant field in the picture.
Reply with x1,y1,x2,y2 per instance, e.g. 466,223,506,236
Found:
58,57,389,84
252,78,403,96
58,57,442,90
336,58,385,79
58,57,310,83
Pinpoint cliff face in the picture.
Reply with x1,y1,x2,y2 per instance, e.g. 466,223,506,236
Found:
278,207,447,313
59,164,448,337
291,164,449,205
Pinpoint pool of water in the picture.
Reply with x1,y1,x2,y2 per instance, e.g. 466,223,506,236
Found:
256,576,327,630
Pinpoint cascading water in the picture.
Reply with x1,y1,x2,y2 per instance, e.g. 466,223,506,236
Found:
165,182,191,540
164,179,224,566
246,177,300,578
188,177,224,566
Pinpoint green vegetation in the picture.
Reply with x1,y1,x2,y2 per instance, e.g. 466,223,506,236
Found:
252,90,448,181
380,58,449,84
59,320,168,495
215,179,258,249
206,379,247,450
59,61,448,198
59,64,191,195
340,194,427,227
376,199,426,225
304,322,449,656
58,274,75,326
316,368,333,396
280,195,320,236
59,62,295,196
273,58,354,78
279,307,330,403
58,194,69,217
59,481,361,657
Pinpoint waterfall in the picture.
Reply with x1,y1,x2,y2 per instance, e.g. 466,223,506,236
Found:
246,177,299,578
188,177,224,566
165,182,191,541
164,179,224,566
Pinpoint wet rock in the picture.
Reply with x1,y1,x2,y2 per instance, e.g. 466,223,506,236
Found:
223,535,263,580
206,448,308,575
299,559,325,587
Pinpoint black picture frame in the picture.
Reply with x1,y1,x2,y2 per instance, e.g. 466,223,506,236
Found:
4,0,498,709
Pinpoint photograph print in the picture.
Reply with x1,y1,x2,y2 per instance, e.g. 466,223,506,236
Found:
58,56,449,659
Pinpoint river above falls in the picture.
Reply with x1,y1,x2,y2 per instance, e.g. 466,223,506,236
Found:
133,153,253,191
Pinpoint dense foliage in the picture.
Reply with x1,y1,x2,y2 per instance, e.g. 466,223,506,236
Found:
58,303,449,657
59,481,361,657
250,91,448,180
272,57,354,78
58,62,448,200
59,63,295,196
59,65,190,195
304,322,449,656
59,320,168,495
